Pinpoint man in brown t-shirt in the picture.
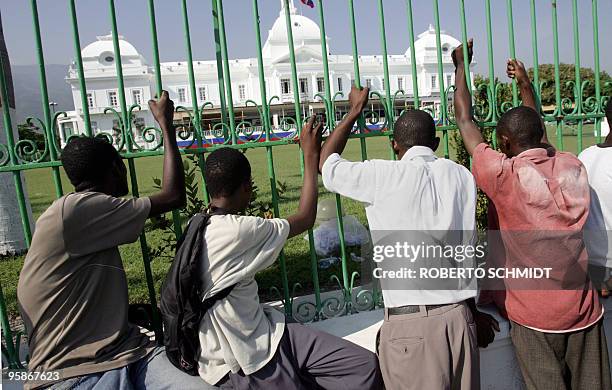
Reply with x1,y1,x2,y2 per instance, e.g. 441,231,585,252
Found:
17,91,211,389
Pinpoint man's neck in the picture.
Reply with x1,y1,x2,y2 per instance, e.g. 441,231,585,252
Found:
597,133,612,148
209,198,243,214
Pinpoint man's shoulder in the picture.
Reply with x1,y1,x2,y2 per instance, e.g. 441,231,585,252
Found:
578,145,612,162
433,157,474,179
554,149,586,167
208,214,287,236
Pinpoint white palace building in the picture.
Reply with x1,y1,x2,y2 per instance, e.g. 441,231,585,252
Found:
59,0,467,145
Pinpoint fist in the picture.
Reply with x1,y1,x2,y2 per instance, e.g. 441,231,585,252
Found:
300,115,323,156
148,90,175,126
452,39,474,68
348,84,369,114
506,59,529,85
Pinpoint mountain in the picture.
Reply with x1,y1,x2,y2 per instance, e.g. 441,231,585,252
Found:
10,64,73,126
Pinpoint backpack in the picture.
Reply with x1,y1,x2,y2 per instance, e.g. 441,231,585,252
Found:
160,210,235,376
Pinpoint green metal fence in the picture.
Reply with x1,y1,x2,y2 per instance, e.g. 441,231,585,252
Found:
1,0,610,369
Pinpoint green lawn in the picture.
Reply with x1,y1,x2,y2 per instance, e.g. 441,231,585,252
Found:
0,125,602,319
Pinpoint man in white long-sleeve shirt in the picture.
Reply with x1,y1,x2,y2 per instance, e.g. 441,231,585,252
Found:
319,85,499,390
579,101,612,294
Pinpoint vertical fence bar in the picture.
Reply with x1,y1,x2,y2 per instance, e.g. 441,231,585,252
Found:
251,0,302,318
211,0,228,127
0,45,28,368
0,50,31,247
551,0,564,150
180,0,203,147
592,0,602,143
1,283,22,368
179,0,210,209
280,0,299,315
31,0,63,198
505,0,519,107
68,0,91,136
147,0,182,239
432,0,449,158
571,0,583,153
375,0,392,132
215,0,237,144
108,0,161,340
317,0,351,313
484,0,497,148
458,0,471,93
375,0,397,162
529,0,540,107
347,0,368,162
405,0,419,108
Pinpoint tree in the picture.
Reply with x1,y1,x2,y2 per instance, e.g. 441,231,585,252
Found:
529,64,612,108
17,122,46,150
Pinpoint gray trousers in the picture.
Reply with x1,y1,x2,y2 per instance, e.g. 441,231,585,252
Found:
510,319,612,390
217,322,383,390
376,302,479,390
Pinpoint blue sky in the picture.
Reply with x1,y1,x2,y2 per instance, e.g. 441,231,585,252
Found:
2,0,611,77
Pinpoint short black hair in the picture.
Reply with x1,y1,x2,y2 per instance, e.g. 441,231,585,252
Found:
61,136,121,191
205,147,251,198
497,106,543,147
392,110,436,148
605,99,612,123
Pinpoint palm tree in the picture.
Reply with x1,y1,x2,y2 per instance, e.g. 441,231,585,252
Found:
0,11,33,254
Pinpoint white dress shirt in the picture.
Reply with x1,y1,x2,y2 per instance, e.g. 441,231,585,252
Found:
579,145,612,268
322,146,478,306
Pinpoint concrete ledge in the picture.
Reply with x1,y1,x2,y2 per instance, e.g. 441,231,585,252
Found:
306,299,612,389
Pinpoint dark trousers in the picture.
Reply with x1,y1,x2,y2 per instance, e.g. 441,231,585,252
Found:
218,322,383,390
510,319,612,390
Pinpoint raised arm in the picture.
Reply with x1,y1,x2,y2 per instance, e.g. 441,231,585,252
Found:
318,85,369,172
452,39,484,156
287,116,322,238
506,59,550,146
147,91,186,217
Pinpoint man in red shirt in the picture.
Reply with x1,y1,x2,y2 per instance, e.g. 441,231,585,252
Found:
453,40,610,389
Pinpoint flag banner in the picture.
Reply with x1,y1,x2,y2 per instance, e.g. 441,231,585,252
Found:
300,0,315,9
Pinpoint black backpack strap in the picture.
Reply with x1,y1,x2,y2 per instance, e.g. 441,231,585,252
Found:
199,206,236,311
201,284,236,312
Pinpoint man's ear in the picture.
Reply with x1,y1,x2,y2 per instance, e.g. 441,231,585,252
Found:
431,137,440,152
500,134,512,154
391,139,401,155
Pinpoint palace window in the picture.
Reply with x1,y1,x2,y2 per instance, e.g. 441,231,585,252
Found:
86,92,95,108
238,84,246,100
299,78,308,94
198,86,207,102
108,91,118,107
366,78,372,89
177,87,187,103
316,77,325,93
337,77,343,92
281,79,291,94
431,75,437,90
447,74,453,87
132,89,143,106
397,77,404,91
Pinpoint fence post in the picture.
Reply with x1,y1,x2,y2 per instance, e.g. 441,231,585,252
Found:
147,0,183,239
551,0,564,151
30,0,64,199
68,0,92,136
108,0,162,341
592,0,602,143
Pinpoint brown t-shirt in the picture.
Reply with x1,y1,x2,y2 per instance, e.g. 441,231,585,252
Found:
17,192,155,389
